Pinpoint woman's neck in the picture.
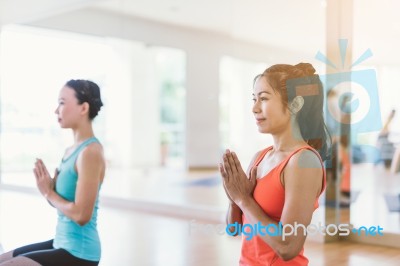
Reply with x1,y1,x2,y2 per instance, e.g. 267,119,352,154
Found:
272,120,307,152
272,136,306,152
72,122,94,144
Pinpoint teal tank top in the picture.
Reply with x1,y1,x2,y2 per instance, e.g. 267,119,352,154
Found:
53,137,102,261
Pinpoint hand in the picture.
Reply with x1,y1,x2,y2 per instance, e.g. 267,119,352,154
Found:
221,178,235,205
219,150,257,206
33,159,58,198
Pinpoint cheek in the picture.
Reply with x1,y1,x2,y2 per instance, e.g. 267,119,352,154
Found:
59,106,67,115
261,102,279,114
59,105,73,117
262,103,288,120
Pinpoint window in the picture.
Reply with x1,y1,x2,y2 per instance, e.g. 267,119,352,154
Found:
0,26,186,199
219,56,272,167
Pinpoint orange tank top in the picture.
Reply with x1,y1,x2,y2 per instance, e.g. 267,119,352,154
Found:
239,146,326,266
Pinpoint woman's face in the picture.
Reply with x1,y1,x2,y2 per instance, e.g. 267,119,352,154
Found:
55,86,84,128
252,76,291,134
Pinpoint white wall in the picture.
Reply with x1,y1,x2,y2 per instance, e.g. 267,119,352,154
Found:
24,8,309,168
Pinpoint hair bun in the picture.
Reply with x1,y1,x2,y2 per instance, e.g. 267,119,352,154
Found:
295,63,316,76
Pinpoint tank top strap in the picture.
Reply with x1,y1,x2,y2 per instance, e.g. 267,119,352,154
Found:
275,145,326,194
62,137,99,163
77,137,99,151
253,146,274,167
275,146,322,172
74,137,99,158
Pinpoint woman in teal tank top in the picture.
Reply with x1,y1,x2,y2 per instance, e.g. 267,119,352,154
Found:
0,80,105,266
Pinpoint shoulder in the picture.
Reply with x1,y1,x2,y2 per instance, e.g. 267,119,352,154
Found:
79,142,104,164
283,148,323,194
76,142,105,179
287,148,322,170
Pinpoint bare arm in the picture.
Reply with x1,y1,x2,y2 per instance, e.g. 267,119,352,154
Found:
224,150,323,261
35,144,105,226
44,168,59,208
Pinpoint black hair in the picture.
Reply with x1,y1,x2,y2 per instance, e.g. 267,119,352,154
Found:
65,79,103,120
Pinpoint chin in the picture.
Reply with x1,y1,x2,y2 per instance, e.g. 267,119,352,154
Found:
257,126,270,134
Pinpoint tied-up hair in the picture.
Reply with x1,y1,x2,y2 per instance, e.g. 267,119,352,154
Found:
66,79,103,120
255,63,331,161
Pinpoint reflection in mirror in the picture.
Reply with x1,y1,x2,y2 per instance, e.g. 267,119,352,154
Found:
325,87,351,228
351,105,400,235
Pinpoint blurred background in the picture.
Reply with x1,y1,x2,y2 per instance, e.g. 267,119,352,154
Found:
0,0,400,264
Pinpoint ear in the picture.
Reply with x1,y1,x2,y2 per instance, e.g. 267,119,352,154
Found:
81,102,90,117
289,96,304,114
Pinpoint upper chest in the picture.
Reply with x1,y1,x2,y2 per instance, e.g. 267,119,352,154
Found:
62,145,79,161
255,150,291,179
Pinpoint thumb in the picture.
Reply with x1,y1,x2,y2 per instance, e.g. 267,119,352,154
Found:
54,168,59,179
250,166,257,184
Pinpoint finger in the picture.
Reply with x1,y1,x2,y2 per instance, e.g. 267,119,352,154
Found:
223,154,233,176
38,160,49,178
54,168,59,178
35,159,43,177
219,163,228,179
250,166,257,184
33,168,39,179
231,152,243,172
227,152,238,173
38,160,46,174
34,161,41,177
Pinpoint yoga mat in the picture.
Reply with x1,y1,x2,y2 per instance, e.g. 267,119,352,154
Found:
384,194,400,212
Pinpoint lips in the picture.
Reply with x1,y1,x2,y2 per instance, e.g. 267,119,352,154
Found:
255,118,266,124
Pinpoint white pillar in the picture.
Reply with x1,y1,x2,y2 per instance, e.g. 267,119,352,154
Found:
0,22,3,251
129,47,160,168
104,40,159,169
324,0,353,240
326,0,353,70
185,49,220,170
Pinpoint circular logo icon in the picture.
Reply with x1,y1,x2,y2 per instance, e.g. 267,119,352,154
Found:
328,81,370,125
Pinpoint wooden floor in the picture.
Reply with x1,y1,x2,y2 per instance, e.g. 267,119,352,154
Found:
305,241,400,266
0,189,400,266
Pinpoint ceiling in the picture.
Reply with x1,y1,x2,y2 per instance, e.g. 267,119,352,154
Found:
92,0,400,65
1,0,400,65
93,0,326,57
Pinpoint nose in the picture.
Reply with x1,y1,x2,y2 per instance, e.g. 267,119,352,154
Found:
55,105,59,114
252,100,261,114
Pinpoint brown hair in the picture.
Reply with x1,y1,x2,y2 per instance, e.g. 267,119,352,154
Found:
254,63,331,160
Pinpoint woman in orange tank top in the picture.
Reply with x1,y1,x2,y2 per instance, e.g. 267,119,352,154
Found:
220,63,331,266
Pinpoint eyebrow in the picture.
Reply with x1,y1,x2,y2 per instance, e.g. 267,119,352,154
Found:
252,91,271,96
